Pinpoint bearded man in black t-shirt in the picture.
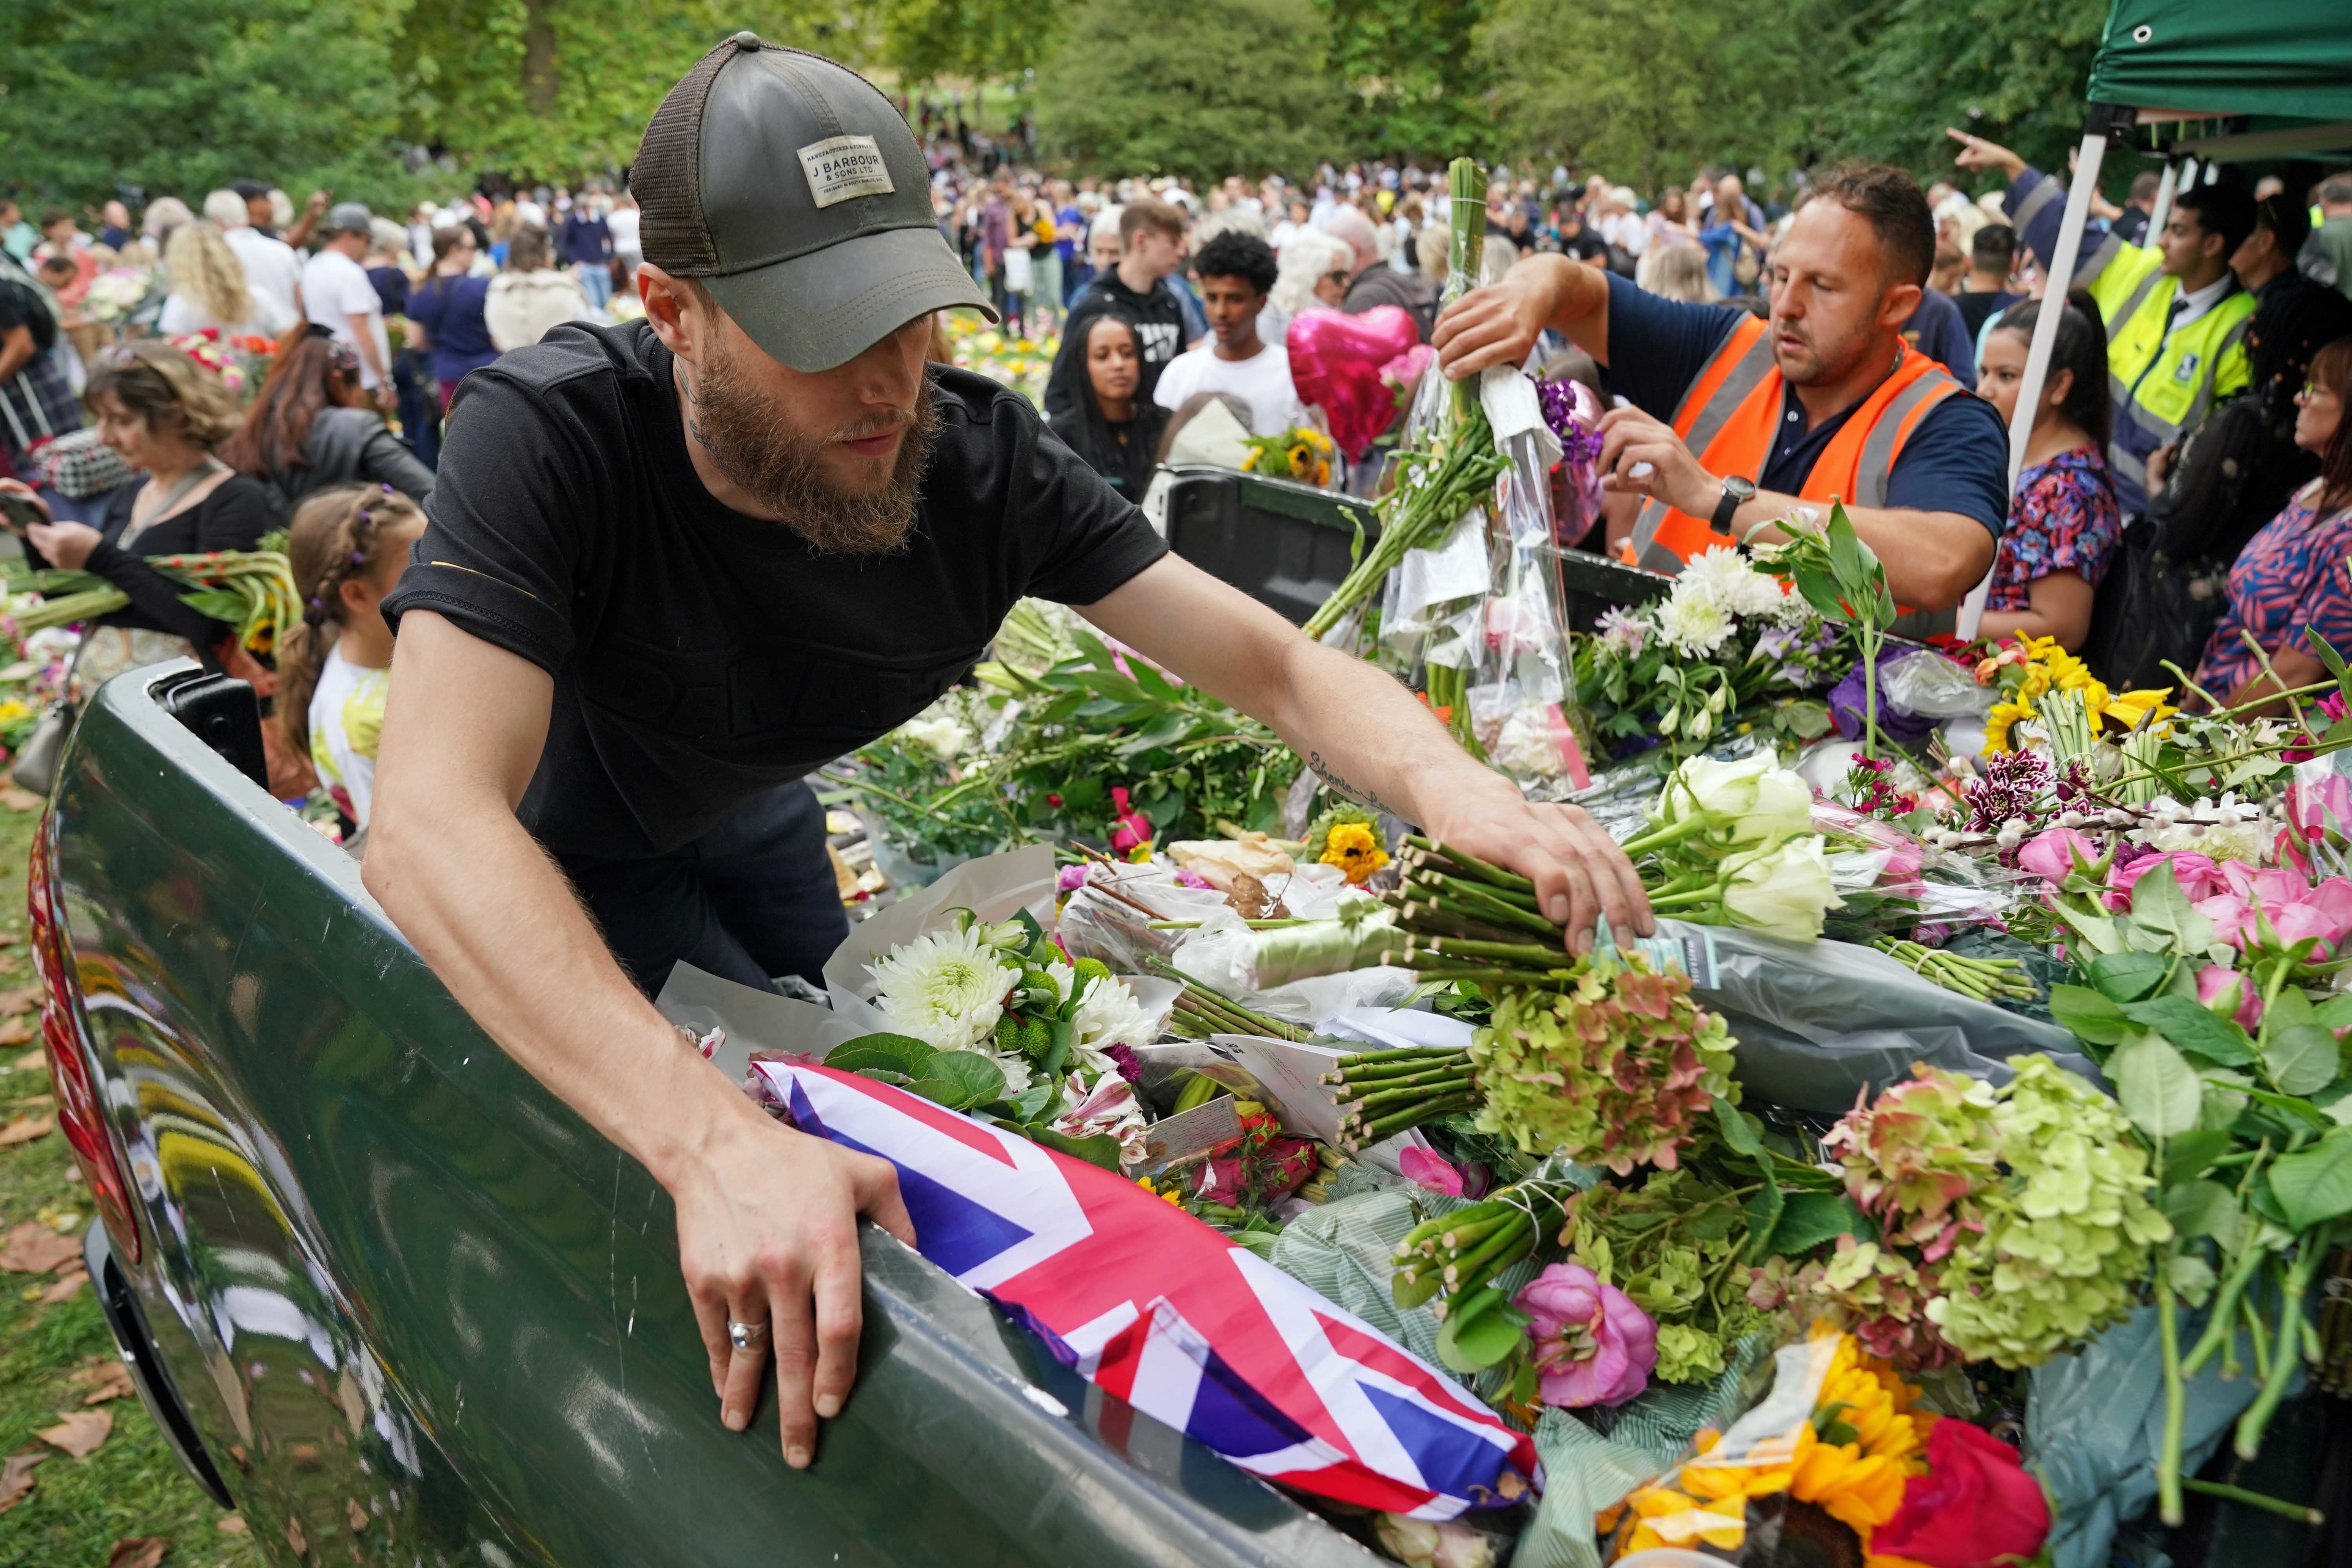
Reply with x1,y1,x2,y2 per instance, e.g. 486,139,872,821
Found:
367,34,1650,1478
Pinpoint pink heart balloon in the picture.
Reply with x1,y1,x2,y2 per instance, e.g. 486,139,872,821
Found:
1287,306,1421,462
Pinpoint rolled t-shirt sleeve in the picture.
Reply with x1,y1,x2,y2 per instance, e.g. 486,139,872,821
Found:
1884,389,2013,541
380,370,590,671
1010,398,1169,606
1601,272,1747,421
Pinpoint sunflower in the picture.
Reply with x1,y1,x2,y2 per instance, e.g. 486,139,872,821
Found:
1320,822,1390,884
1615,1333,1926,1556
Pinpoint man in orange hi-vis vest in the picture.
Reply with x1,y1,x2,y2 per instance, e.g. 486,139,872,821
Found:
1432,164,2011,617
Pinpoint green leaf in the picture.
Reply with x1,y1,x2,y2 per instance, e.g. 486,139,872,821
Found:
2049,984,2129,1046
2161,1127,2234,1184
2167,1252,2218,1309
1437,1301,1530,1373
2266,1131,2352,1231
906,1050,1008,1111
1742,1182,1787,1261
827,1033,938,1079
1769,1191,1868,1256
2314,994,2352,1033
1116,712,1194,757
2161,1180,2241,1245
2262,989,2342,1096
1713,1096,1763,1157
2126,861,2214,955
1019,1124,1125,1170
2085,950,2170,1004
2121,995,2257,1067
2111,1034,2203,1137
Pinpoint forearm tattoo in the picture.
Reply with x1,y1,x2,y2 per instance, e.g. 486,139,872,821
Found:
1307,750,1397,815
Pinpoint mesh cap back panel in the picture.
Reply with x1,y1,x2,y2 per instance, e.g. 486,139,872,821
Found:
632,36,748,276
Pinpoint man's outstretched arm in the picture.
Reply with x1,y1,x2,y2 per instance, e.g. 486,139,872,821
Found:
364,610,912,1468
1080,555,1653,951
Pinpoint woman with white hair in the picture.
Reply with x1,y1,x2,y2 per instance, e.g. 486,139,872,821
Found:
158,221,294,338
1265,229,1356,347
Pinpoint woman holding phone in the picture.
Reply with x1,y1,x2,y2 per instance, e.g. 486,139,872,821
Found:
0,341,277,699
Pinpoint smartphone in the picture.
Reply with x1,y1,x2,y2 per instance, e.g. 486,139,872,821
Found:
0,494,42,537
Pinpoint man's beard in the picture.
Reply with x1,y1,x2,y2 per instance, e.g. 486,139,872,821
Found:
688,340,938,555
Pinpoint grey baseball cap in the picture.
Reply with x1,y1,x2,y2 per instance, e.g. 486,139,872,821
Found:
324,201,374,236
632,34,996,372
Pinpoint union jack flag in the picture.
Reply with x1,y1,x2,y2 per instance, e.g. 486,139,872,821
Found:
758,1063,1538,1520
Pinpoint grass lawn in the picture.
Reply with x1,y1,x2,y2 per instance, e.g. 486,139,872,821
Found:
0,797,260,1568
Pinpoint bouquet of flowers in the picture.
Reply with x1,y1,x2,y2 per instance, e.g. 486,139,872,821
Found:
5,549,299,653
1239,424,1336,488
1572,544,1852,761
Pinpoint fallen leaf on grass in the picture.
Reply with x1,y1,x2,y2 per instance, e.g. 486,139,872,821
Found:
106,1537,166,1568
1,1221,80,1273
0,931,22,947
216,1514,247,1535
71,1359,135,1403
0,1020,36,1048
0,1113,53,1145
40,1267,87,1303
14,1092,52,1109
0,1450,45,1512
0,788,45,813
36,1407,111,1457
0,985,41,1015
11,1048,39,1070
347,1497,368,1532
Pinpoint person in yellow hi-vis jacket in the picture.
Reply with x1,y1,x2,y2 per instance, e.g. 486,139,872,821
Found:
1951,130,2258,516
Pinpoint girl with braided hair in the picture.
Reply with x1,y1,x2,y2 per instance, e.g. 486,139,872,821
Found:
276,484,426,832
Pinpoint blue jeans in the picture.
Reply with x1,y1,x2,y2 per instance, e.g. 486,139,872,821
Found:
574,261,612,312
557,780,847,997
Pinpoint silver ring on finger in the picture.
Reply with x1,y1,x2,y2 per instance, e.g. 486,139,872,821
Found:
727,1318,771,1352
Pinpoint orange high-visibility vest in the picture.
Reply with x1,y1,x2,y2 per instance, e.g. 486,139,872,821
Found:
1626,316,1966,573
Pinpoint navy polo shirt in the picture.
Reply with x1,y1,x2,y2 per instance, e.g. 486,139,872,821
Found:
1601,274,2011,539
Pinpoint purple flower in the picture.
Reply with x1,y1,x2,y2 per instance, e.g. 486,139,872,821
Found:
1103,1042,1142,1084
1057,863,1092,893
1514,1262,1657,1408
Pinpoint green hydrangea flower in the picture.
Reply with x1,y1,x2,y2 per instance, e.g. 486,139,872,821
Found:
1923,1055,2171,1368
1564,1171,1762,1385
1472,951,1736,1174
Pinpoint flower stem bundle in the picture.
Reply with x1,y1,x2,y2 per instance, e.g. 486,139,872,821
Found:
1868,936,2037,1003
1145,957,1309,1043
1300,408,1507,642
1391,1180,1574,1332
1322,1045,1478,1149
8,550,299,653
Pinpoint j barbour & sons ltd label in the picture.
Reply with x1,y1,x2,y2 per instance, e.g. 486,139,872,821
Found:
798,135,895,209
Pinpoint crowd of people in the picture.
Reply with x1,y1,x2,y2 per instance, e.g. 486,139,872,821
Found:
2,119,2351,828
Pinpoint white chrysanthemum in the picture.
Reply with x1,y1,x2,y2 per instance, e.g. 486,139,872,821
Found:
1073,972,1155,1054
1679,545,1751,608
1657,587,1734,657
867,924,1019,1053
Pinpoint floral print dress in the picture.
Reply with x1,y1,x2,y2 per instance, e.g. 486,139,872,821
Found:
1987,447,2122,610
2192,486,2352,701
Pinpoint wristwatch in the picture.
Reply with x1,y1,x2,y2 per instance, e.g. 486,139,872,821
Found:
1710,475,1757,532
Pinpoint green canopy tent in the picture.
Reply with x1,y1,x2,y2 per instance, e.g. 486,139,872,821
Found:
1956,0,2352,635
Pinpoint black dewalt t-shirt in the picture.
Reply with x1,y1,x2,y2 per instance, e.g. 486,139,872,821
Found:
381,319,1167,860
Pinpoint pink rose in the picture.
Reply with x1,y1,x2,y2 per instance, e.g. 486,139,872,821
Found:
1514,1263,1657,1408
2017,827,2098,887
2112,849,2228,904
2196,964,2262,1029
1057,863,1092,893
1109,785,1155,854
2194,891,2256,947
1399,1147,1466,1196
2289,776,2352,843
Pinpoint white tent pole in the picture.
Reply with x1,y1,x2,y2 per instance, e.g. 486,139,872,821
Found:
1957,129,2109,640
2144,159,2180,245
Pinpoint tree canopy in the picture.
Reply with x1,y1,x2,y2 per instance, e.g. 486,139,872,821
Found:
1030,0,1343,182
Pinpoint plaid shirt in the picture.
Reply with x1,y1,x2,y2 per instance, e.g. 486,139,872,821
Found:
0,347,83,465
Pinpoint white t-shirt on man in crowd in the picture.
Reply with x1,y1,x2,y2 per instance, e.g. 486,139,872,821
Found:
223,225,304,330
1152,341,1307,437
300,248,390,389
